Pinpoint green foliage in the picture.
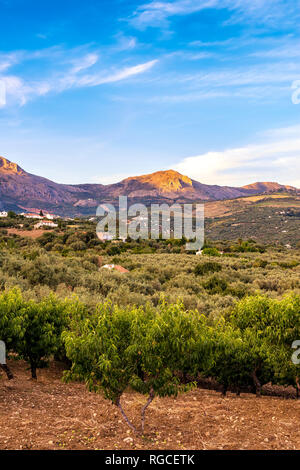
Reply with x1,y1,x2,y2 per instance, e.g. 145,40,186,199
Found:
202,247,221,257
230,294,300,388
202,275,228,294
16,294,69,378
194,261,222,276
203,324,278,395
63,302,143,403
0,288,70,378
0,288,24,351
0,218,300,431
129,301,201,398
63,301,199,432
1,283,300,431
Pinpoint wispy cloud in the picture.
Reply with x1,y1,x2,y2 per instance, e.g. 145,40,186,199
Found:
113,33,138,52
130,0,300,30
138,59,300,105
70,53,99,74
0,45,158,106
180,62,300,87
131,0,219,29
0,52,22,72
251,42,300,59
173,125,300,187
67,59,158,88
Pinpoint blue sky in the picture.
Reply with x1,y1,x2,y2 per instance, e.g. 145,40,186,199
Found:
0,0,300,187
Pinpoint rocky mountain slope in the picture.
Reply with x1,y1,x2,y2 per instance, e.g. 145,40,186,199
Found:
0,156,298,216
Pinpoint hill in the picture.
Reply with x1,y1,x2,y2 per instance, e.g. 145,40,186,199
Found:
205,193,300,246
0,156,298,216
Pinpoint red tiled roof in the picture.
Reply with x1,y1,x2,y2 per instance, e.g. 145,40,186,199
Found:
114,265,129,273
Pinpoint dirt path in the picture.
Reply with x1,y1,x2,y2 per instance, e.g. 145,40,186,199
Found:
1,361,300,450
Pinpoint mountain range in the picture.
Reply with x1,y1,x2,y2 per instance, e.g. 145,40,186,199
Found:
0,156,298,216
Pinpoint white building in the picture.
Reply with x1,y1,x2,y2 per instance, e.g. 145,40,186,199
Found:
22,213,43,219
44,213,55,220
34,220,58,229
0,211,8,218
21,211,58,220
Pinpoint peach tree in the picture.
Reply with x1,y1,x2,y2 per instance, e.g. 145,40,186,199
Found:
63,301,199,433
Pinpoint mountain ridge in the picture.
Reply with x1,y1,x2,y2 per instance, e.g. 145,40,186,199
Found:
0,156,298,216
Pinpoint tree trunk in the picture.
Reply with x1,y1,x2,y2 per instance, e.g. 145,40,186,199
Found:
141,389,155,434
252,368,261,397
116,397,138,434
31,363,37,380
295,377,300,400
0,363,13,380
221,384,228,397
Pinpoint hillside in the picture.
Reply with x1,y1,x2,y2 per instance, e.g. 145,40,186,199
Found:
0,220,300,451
205,194,300,246
0,156,298,216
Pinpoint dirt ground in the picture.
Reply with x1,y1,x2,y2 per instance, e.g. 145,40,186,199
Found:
6,229,53,239
1,360,300,451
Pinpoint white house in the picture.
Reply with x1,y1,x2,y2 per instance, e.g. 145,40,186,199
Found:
21,211,58,220
22,213,43,219
101,264,129,273
34,220,58,229
0,211,8,218
44,213,55,220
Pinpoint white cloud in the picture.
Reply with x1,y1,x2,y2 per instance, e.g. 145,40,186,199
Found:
131,0,219,29
143,60,300,104
71,60,158,87
173,125,300,188
131,0,300,30
251,44,300,59
0,54,158,106
0,52,22,72
113,33,138,52
179,62,300,88
70,53,99,74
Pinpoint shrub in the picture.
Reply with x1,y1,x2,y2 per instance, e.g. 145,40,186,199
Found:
202,247,221,257
194,262,222,276
203,275,228,294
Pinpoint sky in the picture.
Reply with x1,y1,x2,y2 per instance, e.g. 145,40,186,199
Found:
0,0,300,187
